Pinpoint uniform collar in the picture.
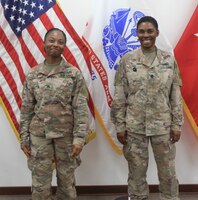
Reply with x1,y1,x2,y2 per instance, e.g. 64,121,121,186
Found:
38,58,69,75
136,47,170,68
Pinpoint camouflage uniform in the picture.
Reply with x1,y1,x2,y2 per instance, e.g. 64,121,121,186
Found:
111,48,183,200
20,58,89,200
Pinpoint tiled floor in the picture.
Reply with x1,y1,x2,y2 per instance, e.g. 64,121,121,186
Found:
0,193,198,200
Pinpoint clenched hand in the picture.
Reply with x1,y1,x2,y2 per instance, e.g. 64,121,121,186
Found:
71,144,83,158
170,129,181,143
21,144,31,158
117,131,127,145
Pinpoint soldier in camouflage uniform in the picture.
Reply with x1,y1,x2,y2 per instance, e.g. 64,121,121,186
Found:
20,28,89,200
111,16,183,200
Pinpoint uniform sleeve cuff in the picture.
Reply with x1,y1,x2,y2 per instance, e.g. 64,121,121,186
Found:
170,125,182,131
115,128,126,133
73,137,85,147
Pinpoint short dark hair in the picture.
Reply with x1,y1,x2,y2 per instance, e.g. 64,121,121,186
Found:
44,28,67,44
137,16,158,30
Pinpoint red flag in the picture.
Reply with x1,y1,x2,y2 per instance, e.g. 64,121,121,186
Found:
174,6,198,136
0,0,95,142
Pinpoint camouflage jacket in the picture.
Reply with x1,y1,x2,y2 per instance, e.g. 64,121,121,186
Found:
111,47,183,136
20,58,89,146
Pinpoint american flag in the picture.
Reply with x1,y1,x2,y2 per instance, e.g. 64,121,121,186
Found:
0,0,95,141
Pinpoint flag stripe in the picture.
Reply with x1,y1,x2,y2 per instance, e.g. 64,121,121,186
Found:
0,58,22,108
22,27,45,64
0,27,25,83
0,72,21,123
19,37,38,67
39,12,55,30
27,24,46,57
0,41,24,94
0,88,19,131
63,51,79,69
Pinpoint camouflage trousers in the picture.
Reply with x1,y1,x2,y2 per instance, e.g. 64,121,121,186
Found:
28,134,80,200
123,133,180,200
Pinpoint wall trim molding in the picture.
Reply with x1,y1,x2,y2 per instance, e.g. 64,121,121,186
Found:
0,185,198,195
